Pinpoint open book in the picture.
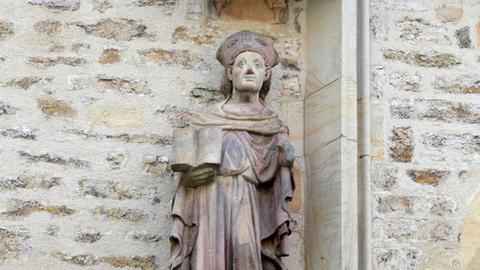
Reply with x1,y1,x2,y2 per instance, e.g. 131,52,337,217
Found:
170,127,223,172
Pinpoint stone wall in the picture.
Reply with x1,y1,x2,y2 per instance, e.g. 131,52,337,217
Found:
370,0,480,269
0,1,306,269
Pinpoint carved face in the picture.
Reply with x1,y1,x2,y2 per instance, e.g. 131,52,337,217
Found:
227,51,271,94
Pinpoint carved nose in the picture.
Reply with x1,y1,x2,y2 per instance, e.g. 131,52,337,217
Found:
245,67,255,74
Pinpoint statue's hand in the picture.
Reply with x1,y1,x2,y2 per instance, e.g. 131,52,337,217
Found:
181,164,217,188
278,142,295,167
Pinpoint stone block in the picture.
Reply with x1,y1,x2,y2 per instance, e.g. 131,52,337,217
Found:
433,75,480,94
34,20,62,35
63,129,171,145
389,127,414,162
94,206,146,222
27,56,86,67
138,48,204,69
0,174,60,191
18,150,91,168
374,246,422,270
0,227,30,261
0,127,37,140
455,26,472,48
388,71,421,92
171,25,221,45
75,19,149,41
37,96,77,118
396,17,450,45
88,106,144,127
27,0,80,11
79,177,142,199
2,199,75,217
97,75,150,95
75,230,103,243
0,21,14,40
98,48,120,64
407,169,450,186
435,6,463,23
383,50,461,68
0,103,18,116
421,132,480,154
5,76,45,90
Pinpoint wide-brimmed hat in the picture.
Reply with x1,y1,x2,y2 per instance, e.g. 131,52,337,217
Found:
216,30,279,68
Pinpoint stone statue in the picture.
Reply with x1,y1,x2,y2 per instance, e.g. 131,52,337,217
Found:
169,30,295,270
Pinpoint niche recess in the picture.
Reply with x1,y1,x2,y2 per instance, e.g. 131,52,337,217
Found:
211,0,289,23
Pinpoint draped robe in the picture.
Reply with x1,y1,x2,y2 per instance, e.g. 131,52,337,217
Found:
170,102,295,270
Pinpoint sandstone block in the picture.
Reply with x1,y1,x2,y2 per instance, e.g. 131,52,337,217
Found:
171,25,221,45
0,174,60,191
27,56,86,67
97,75,150,95
189,87,223,104
0,227,30,261
75,230,103,243
0,21,14,40
27,0,80,11
383,50,461,68
436,6,463,23
156,105,189,128
2,199,75,217
433,75,480,94
79,177,142,199
455,26,472,48
98,48,120,64
18,150,91,168
37,96,77,118
34,20,62,35
0,102,18,116
389,127,414,162
397,17,450,45
88,106,143,127
407,169,450,186
63,129,171,145
138,48,203,69
127,231,163,243
92,0,112,13
421,132,480,154
0,127,37,140
5,76,44,90
389,71,421,92
75,19,149,41
53,252,157,270
94,206,146,222
374,246,422,270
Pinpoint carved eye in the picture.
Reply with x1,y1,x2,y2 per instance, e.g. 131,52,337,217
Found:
237,59,246,68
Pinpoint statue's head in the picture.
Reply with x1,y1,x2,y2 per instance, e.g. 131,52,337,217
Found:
216,31,279,100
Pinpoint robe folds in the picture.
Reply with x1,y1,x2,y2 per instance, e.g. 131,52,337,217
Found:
170,102,295,270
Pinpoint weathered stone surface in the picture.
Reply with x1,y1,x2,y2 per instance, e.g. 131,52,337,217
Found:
27,0,80,11
138,48,203,69
389,71,421,92
189,87,223,104
79,177,142,199
27,56,86,67
0,227,30,261
34,20,62,35
0,21,14,40
374,246,422,270
142,155,170,177
75,19,149,41
45,225,59,236
128,231,163,243
397,17,450,45
455,26,472,48
105,150,127,170
389,127,414,162
171,25,220,45
37,96,77,118
383,50,461,68
53,252,157,270
390,98,480,124
92,0,112,12
94,207,146,222
75,230,103,243
156,105,189,128
88,106,143,127
370,15,389,41
18,150,90,168
0,127,37,140
372,163,398,191
375,218,456,242
97,75,150,95
436,6,463,23
63,129,172,145
477,23,480,48
422,132,480,154
2,199,75,217
98,48,120,64
433,75,480,94
0,102,18,116
5,76,44,90
407,169,450,186
0,174,60,191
